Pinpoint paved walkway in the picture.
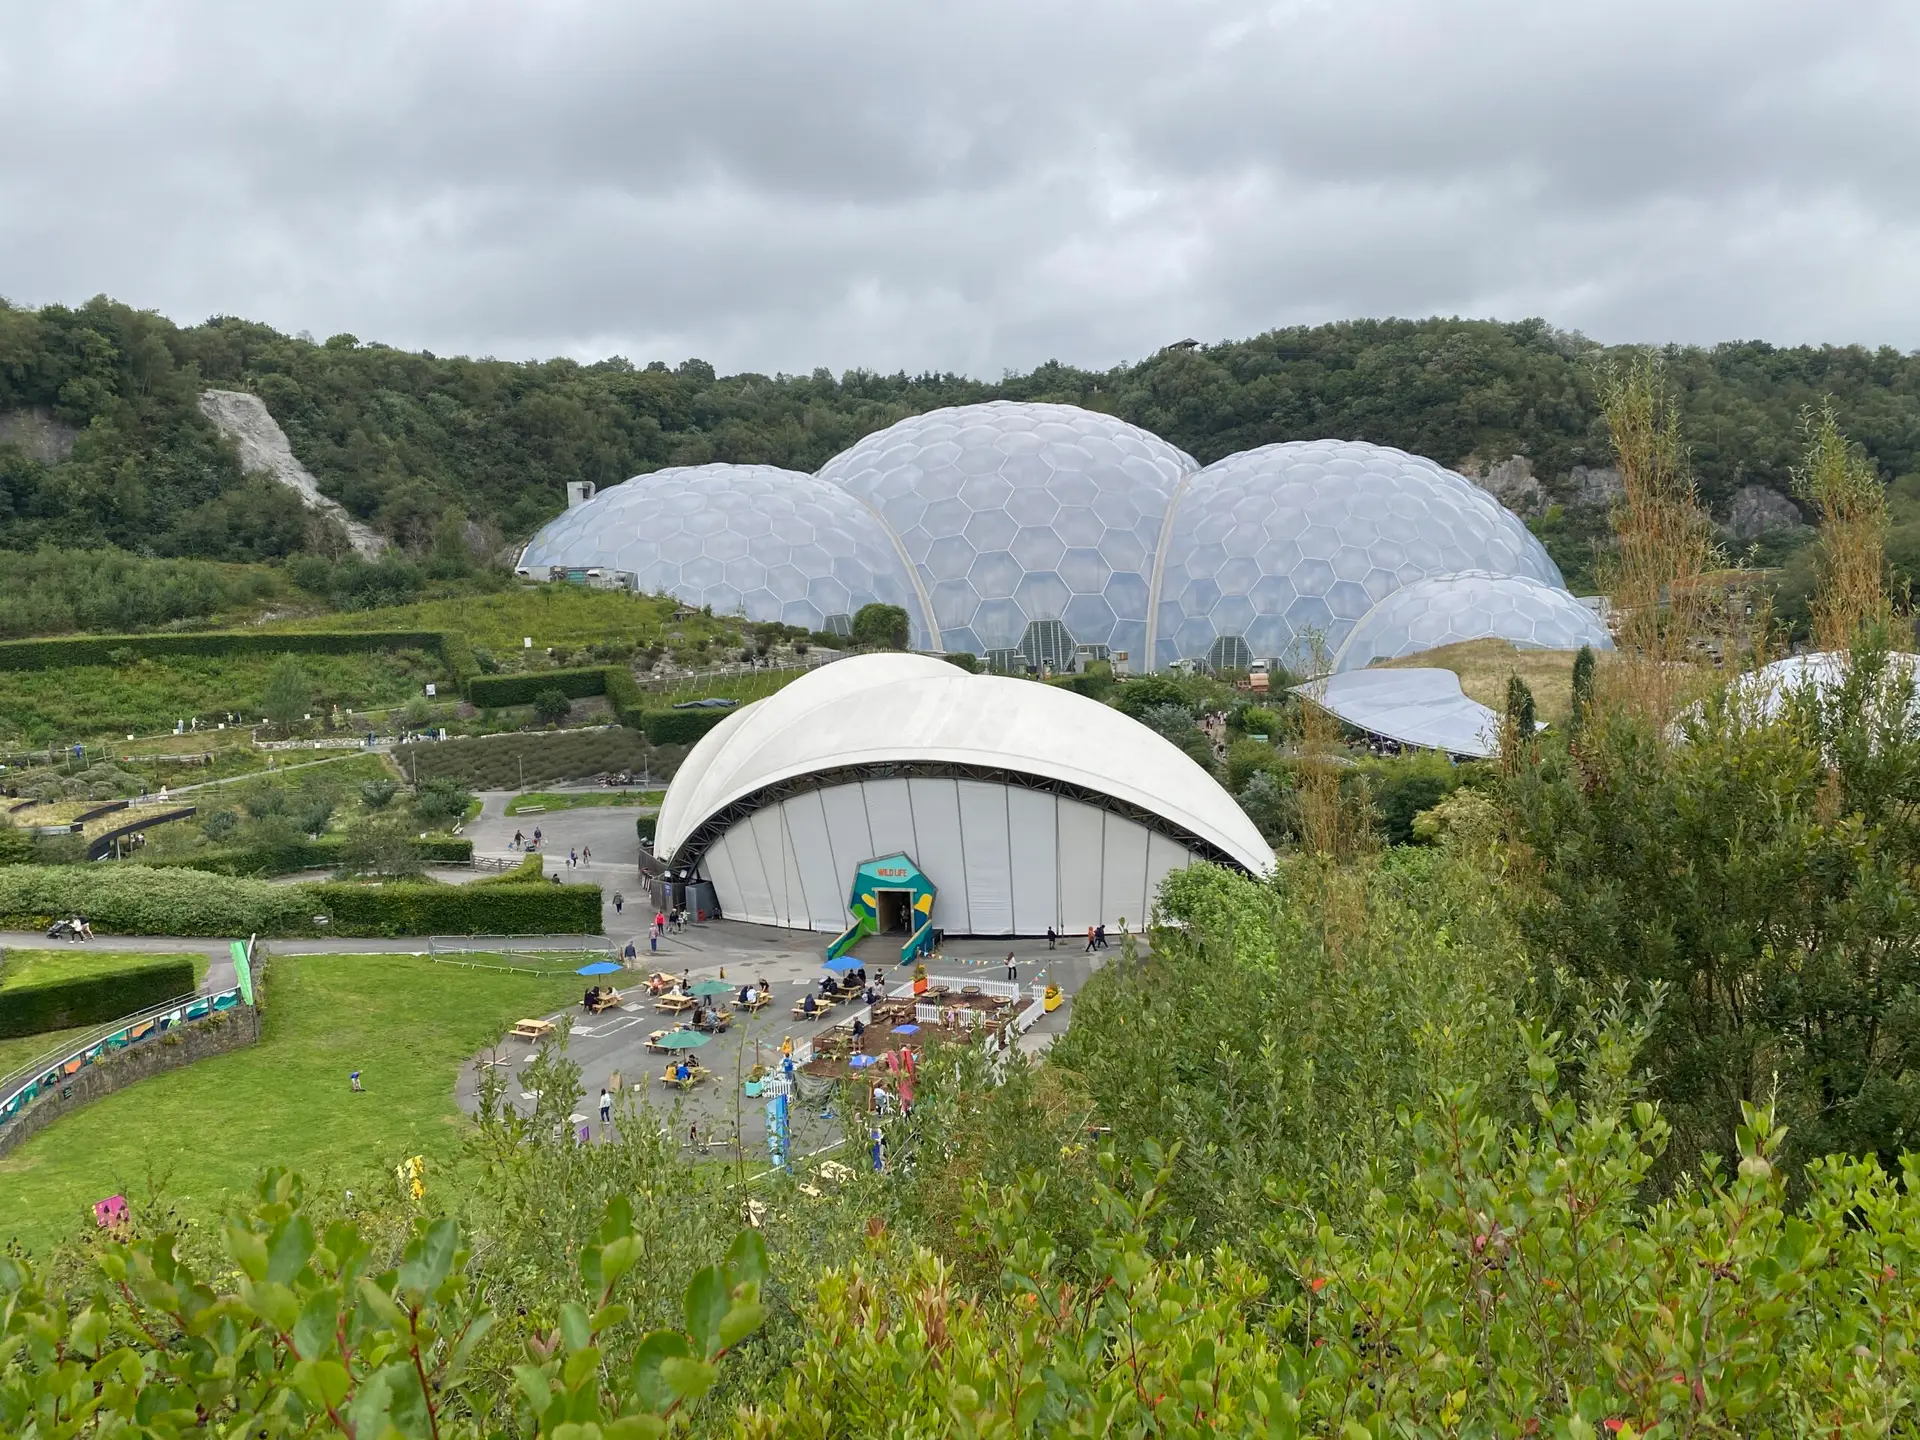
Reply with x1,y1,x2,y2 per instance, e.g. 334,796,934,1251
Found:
453,916,1131,1167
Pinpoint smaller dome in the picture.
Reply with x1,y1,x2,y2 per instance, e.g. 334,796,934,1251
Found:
517,463,925,640
1332,570,1613,672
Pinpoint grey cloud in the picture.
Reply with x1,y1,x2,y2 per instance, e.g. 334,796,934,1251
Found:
1,0,1916,376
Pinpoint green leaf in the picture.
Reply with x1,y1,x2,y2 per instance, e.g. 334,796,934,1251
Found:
599,1235,643,1290
628,1330,692,1413
723,1229,770,1293
226,1225,269,1282
683,1265,727,1359
292,1358,352,1412
715,1300,767,1353
658,1355,719,1406
267,1215,317,1286
397,1217,459,1297
292,1284,340,1360
559,1301,593,1354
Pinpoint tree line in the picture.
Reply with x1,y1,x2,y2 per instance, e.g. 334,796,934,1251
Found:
6,296,1920,589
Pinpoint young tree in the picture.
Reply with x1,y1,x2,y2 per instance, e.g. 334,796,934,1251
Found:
1796,400,1891,652
1569,643,1596,736
532,688,572,726
260,653,311,736
850,602,909,651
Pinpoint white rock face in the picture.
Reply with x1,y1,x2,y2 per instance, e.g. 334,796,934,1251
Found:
198,389,385,558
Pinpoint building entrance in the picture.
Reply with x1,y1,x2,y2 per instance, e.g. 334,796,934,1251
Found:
876,889,913,934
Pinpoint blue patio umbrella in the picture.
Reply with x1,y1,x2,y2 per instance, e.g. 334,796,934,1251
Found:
577,961,623,976
822,956,862,973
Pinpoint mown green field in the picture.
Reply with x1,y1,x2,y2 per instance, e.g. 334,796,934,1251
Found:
258,586,701,652
0,650,444,743
0,952,552,1256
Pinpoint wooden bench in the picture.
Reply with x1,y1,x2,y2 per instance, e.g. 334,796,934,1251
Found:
654,993,696,1014
509,1018,556,1042
792,997,836,1020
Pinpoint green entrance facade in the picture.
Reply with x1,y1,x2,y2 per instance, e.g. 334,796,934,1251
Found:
826,852,937,963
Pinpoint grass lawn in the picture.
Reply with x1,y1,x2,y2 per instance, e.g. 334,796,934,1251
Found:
0,953,553,1257
259,586,695,652
506,789,664,815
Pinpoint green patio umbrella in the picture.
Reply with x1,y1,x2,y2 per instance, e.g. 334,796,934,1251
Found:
655,1029,711,1050
690,979,735,998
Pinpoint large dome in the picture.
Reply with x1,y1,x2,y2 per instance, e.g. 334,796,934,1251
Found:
817,402,1195,662
516,464,924,638
1150,440,1564,671
1332,570,1614,673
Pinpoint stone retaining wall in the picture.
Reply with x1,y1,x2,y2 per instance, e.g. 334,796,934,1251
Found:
0,1003,260,1160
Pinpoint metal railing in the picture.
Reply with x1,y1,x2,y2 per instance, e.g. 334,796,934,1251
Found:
0,986,246,1133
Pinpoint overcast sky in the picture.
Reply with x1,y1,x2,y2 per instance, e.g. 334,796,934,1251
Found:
3,1,1915,376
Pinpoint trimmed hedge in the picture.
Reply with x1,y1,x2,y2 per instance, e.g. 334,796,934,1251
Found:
0,864,599,937
640,708,734,746
635,814,657,845
0,865,313,937
0,952,199,1039
603,665,644,725
0,629,464,673
464,667,610,708
305,881,603,937
134,835,473,878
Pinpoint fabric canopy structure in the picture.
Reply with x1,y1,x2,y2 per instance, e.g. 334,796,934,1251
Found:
655,652,1274,936
1295,667,1507,759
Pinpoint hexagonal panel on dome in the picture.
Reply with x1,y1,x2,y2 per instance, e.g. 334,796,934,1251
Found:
818,402,1195,655
1331,570,1614,673
516,463,927,642
1150,440,1564,671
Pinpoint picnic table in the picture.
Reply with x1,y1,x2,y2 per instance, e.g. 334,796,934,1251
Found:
793,995,837,1019
695,1008,734,1033
740,992,771,1012
510,1018,556,1042
654,993,696,1014
660,1063,708,1091
586,990,624,1014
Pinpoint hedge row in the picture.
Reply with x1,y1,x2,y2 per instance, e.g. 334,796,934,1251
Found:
0,629,468,673
0,865,602,937
603,665,644,724
304,881,603,937
0,953,198,1039
133,835,473,878
639,708,734,746
464,666,611,708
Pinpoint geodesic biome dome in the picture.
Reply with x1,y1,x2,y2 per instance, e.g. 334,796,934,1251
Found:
1149,440,1564,671
515,463,924,637
816,402,1196,660
1331,570,1613,672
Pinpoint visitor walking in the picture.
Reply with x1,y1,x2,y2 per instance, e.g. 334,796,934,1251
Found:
1005,952,1017,984
623,940,638,965
532,826,543,849
599,1088,612,1125
582,844,591,864
1046,926,1057,950
1085,926,1096,953
568,848,578,869
648,924,659,954
512,830,523,850
613,890,624,914
1095,924,1106,950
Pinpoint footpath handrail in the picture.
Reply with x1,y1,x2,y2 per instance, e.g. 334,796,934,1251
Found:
901,917,936,964
0,986,245,1132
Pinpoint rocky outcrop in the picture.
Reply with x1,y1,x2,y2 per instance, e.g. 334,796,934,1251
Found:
0,405,77,465
1568,465,1624,507
1725,485,1806,541
198,390,385,558
1458,454,1546,516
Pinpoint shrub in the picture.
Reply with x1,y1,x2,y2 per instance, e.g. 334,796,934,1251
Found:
463,666,610,708
360,778,398,810
0,822,30,867
940,650,980,673
0,865,313,936
640,708,732,746
135,835,472,878
532,688,573,725
0,951,199,1038
412,777,473,829
304,880,603,936
850,602,909,650
1359,750,1466,845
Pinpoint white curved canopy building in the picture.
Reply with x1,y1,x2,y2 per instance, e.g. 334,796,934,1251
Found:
656,654,1273,936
